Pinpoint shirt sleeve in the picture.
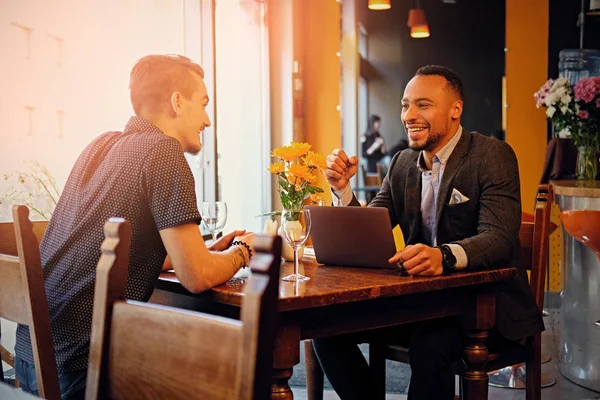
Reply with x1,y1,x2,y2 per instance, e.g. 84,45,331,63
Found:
144,138,203,231
331,184,354,206
447,243,468,270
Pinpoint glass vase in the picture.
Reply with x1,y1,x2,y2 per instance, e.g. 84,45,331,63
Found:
576,145,598,181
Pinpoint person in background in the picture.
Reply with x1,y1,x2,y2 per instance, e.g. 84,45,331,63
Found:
14,54,254,400
361,114,387,173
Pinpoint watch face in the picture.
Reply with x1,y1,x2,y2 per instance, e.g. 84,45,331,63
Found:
447,252,457,264
442,246,456,268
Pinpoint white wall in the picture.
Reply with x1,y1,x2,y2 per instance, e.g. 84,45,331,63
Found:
0,0,187,220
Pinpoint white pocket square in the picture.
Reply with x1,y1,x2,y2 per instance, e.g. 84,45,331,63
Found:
449,188,470,205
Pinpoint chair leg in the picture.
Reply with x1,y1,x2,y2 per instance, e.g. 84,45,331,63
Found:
525,333,542,400
304,340,324,400
369,342,387,400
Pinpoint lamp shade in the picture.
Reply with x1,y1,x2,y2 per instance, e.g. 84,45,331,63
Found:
410,24,430,38
407,8,427,27
368,0,391,10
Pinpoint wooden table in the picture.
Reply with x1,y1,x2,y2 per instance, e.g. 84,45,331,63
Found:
154,259,516,400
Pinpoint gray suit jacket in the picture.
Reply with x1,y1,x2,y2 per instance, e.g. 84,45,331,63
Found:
350,130,544,340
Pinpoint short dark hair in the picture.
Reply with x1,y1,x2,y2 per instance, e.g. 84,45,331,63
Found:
415,65,464,101
129,54,205,115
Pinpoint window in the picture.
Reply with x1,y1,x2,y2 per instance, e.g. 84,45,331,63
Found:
358,23,368,59
214,0,271,232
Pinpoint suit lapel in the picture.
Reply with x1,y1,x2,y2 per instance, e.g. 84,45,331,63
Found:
404,153,422,242
435,130,472,226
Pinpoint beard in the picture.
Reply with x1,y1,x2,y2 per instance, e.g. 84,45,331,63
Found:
407,119,450,152
408,130,443,152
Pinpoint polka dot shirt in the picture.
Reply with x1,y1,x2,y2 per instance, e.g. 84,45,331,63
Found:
15,116,202,373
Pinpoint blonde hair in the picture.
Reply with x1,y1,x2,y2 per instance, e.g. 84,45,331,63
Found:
129,54,205,115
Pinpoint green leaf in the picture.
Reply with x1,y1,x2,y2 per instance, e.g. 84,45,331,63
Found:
307,185,324,194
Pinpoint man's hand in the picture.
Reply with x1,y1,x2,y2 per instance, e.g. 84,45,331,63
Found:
324,149,359,192
389,244,443,276
208,229,246,251
233,232,256,260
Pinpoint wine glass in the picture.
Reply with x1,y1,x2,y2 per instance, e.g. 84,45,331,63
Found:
201,201,228,243
281,209,312,283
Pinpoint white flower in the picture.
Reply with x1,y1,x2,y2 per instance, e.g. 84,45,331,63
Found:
544,93,557,107
546,106,556,118
557,128,571,138
560,105,568,114
551,78,569,90
1,162,60,220
560,94,572,105
22,176,36,193
555,86,566,98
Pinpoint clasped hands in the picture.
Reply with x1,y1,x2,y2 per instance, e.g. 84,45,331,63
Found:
389,243,444,276
209,229,255,256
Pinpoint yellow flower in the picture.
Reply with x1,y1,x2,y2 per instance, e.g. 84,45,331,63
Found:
286,163,309,185
304,172,317,184
267,162,285,174
271,146,298,162
271,142,312,162
289,142,311,158
286,162,309,179
310,193,323,204
304,151,327,170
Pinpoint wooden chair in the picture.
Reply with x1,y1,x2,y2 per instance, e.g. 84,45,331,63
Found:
361,165,383,205
305,184,553,400
0,216,48,388
85,219,282,400
0,219,48,257
0,206,60,399
361,164,383,187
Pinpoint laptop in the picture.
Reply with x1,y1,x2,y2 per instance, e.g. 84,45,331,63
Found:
306,206,405,271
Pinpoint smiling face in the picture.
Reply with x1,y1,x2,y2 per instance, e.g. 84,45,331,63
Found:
401,74,463,154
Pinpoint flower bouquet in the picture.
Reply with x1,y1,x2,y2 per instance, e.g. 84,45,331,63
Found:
267,142,327,215
0,161,60,220
534,76,600,179
265,142,327,260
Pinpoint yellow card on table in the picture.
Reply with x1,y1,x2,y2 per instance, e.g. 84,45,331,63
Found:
392,225,405,252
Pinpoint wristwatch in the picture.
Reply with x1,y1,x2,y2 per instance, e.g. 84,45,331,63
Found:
437,244,457,274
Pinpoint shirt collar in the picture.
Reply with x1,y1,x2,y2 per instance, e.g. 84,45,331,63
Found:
417,125,463,172
123,116,164,135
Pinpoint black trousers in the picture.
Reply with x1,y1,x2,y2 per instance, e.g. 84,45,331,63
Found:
312,318,512,400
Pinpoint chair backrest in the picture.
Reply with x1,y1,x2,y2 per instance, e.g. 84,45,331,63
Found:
0,220,47,256
0,206,60,399
85,220,282,400
518,184,553,311
361,164,383,186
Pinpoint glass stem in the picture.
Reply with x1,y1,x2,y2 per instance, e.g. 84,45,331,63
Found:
294,248,300,276
212,232,218,243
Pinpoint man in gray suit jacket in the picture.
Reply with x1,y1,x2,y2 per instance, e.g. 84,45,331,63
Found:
312,66,543,400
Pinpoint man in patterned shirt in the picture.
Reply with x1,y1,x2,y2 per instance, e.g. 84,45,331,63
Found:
14,54,254,399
